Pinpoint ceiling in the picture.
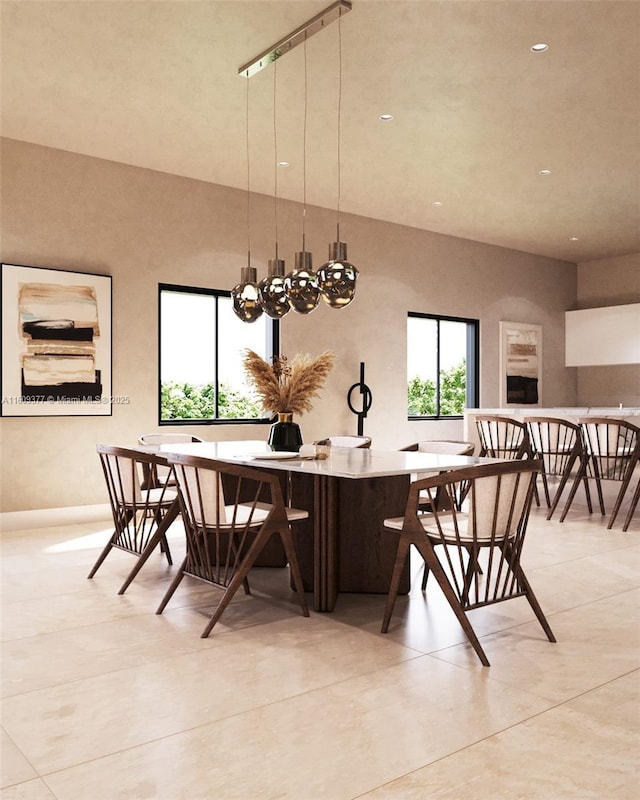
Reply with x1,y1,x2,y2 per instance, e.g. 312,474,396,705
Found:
2,0,639,263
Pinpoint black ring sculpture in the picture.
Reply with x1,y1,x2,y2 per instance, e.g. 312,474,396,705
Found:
347,362,372,436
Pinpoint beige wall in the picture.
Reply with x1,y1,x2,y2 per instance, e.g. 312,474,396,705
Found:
575,253,640,407
1,138,580,511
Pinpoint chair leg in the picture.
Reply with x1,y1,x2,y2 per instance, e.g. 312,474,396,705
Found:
87,533,116,579
622,476,640,532
200,522,286,638
517,568,557,644
540,469,551,509
156,556,188,614
420,559,430,591
583,475,593,514
461,546,482,605
416,542,490,666
88,508,135,579
591,462,606,516
381,536,411,633
607,466,637,530
161,534,173,566
559,462,588,522
547,462,574,520
118,501,180,595
154,507,174,565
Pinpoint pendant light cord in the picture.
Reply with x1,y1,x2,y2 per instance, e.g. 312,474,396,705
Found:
246,71,251,266
273,59,279,260
302,34,308,252
337,9,342,243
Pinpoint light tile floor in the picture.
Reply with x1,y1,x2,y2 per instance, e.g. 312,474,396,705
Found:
1,487,638,799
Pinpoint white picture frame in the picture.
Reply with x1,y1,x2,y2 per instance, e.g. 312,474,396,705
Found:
499,321,542,408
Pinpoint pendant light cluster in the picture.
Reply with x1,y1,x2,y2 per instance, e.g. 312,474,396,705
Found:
231,0,358,323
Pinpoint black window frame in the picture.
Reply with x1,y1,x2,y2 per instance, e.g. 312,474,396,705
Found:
158,282,279,426
407,311,479,420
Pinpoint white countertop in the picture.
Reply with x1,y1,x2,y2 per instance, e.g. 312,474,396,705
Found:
466,407,640,417
140,440,499,480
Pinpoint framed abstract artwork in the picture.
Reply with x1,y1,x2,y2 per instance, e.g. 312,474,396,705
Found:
1,263,112,417
499,321,542,407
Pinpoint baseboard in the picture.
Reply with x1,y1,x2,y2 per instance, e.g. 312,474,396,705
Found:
0,504,112,532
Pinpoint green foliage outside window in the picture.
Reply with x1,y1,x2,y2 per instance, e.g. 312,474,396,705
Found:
408,359,467,416
161,381,262,421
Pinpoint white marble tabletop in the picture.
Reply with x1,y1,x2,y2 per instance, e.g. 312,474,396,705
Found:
138,440,499,480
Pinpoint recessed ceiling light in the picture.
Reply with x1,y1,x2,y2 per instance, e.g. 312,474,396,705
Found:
432,201,443,207
538,169,552,175
569,237,579,241
379,114,394,121
277,161,290,167
531,43,549,52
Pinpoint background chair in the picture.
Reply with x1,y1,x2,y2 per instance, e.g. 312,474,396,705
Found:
138,433,204,487
323,435,372,448
401,441,476,588
402,440,475,456
138,433,204,445
402,439,476,509
621,471,640,531
475,415,530,459
561,418,640,529
157,453,310,637
525,416,591,520
381,459,555,666
89,445,179,594
475,414,539,506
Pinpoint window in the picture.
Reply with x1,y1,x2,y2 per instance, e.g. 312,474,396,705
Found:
159,283,278,424
407,312,479,418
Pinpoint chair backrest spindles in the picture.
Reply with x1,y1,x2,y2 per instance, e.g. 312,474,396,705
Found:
174,462,226,527
525,417,582,477
579,418,640,482
104,452,142,506
475,415,529,459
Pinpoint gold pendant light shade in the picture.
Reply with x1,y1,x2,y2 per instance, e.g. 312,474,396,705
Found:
317,241,358,308
232,267,263,323
258,258,291,318
285,251,321,314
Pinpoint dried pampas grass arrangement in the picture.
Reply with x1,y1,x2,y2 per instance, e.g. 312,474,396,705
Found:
243,350,336,416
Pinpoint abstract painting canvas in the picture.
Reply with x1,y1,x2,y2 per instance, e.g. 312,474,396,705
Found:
499,321,542,408
1,263,112,416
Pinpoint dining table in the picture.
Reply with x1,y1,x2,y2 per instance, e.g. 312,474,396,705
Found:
129,439,499,612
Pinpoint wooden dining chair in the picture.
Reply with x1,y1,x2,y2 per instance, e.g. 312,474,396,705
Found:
475,414,539,506
157,452,310,637
381,459,556,666
89,445,180,594
475,415,530,459
525,416,592,520
560,418,640,529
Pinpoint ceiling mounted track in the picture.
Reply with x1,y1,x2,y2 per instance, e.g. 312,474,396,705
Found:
238,0,352,78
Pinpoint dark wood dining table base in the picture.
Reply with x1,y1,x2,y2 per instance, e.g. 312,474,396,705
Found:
289,472,411,611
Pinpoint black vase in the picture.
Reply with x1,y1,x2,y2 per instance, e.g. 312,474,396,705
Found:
268,412,303,452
